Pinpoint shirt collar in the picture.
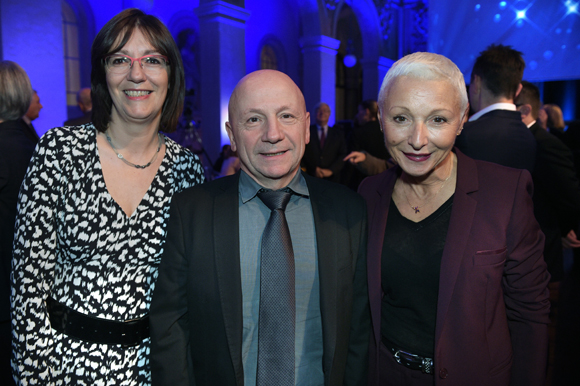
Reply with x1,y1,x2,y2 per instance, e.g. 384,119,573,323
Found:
526,120,536,129
239,169,310,204
468,103,516,122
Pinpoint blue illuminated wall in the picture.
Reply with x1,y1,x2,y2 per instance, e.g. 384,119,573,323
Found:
1,0,67,137
2,0,579,141
430,0,580,82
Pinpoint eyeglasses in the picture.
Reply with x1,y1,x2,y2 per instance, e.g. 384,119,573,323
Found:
104,54,169,74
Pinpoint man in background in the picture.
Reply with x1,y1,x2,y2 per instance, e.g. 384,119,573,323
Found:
21,89,42,143
515,80,580,282
64,87,92,126
302,102,347,183
455,44,536,172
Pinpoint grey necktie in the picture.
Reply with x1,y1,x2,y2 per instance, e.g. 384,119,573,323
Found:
256,189,295,386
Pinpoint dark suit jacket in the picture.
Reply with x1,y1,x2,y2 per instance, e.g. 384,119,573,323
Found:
352,120,389,161
64,111,92,127
529,122,580,281
302,125,348,183
0,120,36,321
359,149,550,386
150,172,370,386
19,119,39,145
455,110,537,172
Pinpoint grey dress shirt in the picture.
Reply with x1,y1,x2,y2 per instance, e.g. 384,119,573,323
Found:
238,170,324,386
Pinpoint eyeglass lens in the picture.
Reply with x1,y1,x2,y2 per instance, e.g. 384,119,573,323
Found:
106,55,168,74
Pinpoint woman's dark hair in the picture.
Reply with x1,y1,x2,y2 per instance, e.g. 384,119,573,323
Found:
91,8,184,133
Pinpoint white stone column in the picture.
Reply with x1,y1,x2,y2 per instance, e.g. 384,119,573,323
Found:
300,35,340,127
195,1,250,166
0,0,67,136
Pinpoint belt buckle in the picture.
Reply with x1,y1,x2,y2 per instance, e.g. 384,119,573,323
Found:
392,347,433,374
421,357,433,374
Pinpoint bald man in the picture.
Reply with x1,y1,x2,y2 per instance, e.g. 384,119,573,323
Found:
150,70,370,386
64,88,92,127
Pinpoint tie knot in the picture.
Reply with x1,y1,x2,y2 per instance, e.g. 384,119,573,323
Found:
258,190,292,211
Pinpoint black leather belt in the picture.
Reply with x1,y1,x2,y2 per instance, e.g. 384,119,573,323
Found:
384,339,434,374
46,296,149,347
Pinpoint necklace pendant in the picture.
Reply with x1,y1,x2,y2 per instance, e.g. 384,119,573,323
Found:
117,154,124,159
412,206,420,214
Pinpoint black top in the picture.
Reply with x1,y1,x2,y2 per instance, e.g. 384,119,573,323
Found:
381,195,454,357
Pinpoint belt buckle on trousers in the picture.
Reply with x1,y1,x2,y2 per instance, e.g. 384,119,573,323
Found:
392,347,434,374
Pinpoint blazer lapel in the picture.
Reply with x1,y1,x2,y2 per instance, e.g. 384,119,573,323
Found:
213,174,244,384
434,150,479,342
366,171,396,347
305,174,338,376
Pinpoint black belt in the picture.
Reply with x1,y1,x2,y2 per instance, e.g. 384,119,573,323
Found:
46,296,149,347
384,339,434,374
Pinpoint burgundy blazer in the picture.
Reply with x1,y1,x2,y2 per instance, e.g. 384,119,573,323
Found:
358,149,550,386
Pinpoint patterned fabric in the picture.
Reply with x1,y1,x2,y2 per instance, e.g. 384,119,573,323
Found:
11,124,204,385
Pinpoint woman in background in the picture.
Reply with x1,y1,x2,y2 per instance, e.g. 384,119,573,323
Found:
0,60,36,386
11,9,204,385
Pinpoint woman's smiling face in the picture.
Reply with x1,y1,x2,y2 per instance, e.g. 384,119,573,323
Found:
380,75,467,179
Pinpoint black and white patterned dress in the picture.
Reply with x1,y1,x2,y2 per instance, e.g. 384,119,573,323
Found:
11,125,204,385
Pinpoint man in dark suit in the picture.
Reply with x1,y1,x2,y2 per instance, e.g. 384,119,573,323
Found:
455,44,536,172
515,81,580,282
302,102,347,183
64,88,92,127
150,69,370,386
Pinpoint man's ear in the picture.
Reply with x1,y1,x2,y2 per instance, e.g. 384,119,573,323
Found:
225,122,237,152
470,75,481,93
304,112,311,144
519,103,532,118
514,83,523,99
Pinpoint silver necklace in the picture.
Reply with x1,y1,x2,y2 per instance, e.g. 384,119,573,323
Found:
105,131,163,169
404,169,453,214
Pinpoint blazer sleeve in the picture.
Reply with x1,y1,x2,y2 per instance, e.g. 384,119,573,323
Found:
354,151,389,176
503,170,551,386
344,197,370,386
150,194,195,386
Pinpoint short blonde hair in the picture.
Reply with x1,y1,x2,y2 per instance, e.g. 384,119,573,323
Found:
378,52,468,114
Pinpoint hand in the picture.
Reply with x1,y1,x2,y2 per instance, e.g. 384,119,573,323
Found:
343,151,366,164
562,229,580,249
315,167,333,178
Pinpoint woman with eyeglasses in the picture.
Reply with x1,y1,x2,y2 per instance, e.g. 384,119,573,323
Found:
11,9,204,385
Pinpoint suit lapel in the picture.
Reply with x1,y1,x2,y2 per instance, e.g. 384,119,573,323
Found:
367,171,396,347
213,174,244,384
434,150,479,342
305,174,338,375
